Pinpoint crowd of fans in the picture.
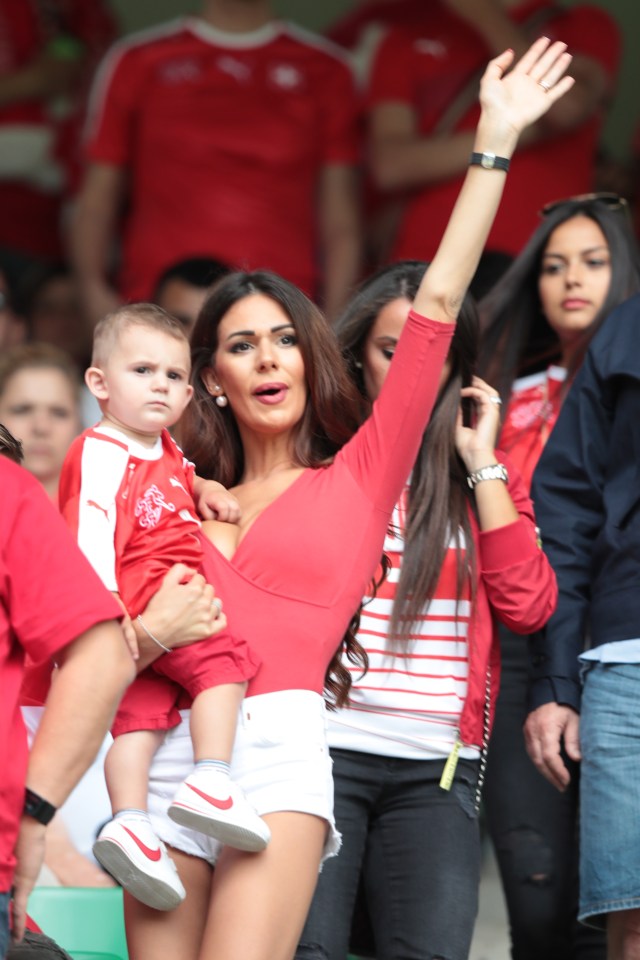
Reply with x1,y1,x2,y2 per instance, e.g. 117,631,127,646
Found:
2,2,640,960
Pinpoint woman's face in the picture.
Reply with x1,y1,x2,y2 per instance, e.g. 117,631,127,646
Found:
361,296,450,402
206,293,307,439
538,214,612,347
0,367,80,489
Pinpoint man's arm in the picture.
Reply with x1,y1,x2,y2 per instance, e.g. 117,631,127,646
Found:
0,50,83,109
12,620,133,940
370,1,613,193
69,162,126,327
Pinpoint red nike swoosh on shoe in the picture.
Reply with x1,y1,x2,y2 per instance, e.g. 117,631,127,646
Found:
186,782,234,810
121,825,162,862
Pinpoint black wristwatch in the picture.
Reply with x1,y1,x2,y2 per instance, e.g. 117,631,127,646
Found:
24,787,57,825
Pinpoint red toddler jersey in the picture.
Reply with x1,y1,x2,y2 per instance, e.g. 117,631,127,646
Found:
85,18,359,299
59,425,201,617
368,0,620,258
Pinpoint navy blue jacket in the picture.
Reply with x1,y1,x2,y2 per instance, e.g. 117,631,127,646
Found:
529,294,640,712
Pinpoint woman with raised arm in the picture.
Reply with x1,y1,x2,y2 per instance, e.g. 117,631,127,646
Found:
293,252,557,960
123,38,572,960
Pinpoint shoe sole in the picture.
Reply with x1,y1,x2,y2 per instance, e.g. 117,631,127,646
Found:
167,802,269,852
93,838,185,911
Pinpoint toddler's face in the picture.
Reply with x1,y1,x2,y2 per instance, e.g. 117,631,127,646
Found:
94,326,193,442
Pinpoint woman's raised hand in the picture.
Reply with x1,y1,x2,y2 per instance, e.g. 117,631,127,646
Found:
479,37,574,139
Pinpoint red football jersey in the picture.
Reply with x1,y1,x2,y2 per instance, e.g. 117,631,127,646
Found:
85,18,359,299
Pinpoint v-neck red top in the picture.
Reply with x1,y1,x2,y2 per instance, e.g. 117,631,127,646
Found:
193,309,454,700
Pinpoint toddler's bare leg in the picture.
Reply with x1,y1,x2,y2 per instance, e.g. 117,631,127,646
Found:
105,729,166,813
189,682,247,763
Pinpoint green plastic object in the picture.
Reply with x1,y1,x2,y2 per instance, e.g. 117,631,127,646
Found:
27,887,128,960
68,955,123,960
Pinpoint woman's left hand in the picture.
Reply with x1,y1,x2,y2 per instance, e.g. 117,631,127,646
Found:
478,37,574,142
456,376,503,471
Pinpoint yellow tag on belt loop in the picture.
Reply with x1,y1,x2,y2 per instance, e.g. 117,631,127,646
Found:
439,738,462,791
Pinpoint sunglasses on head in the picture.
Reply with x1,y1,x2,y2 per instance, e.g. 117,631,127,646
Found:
539,192,629,218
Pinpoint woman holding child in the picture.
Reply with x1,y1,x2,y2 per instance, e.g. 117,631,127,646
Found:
120,38,571,960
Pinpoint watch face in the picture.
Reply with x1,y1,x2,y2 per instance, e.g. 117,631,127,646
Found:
481,154,496,169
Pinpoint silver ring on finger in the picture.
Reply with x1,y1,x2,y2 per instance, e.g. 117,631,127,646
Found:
538,79,551,92
489,396,502,406
211,597,223,619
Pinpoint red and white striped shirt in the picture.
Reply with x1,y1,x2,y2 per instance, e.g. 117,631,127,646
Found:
328,485,480,759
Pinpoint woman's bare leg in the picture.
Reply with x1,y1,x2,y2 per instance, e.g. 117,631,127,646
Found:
199,812,327,960
124,847,212,960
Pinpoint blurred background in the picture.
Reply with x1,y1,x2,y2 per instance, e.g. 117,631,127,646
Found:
111,0,639,162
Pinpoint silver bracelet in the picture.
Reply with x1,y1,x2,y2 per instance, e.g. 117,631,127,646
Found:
136,614,172,653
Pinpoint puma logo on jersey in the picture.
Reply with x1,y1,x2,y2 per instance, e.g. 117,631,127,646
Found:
169,476,188,494
86,500,109,520
414,39,447,58
217,55,251,84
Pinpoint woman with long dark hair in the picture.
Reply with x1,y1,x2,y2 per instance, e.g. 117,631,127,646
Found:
478,193,640,959
120,39,571,960
294,258,557,960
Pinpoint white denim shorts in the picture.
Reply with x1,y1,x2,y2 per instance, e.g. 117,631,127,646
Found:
147,689,341,865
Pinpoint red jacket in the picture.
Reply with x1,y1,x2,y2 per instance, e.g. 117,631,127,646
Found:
459,449,557,747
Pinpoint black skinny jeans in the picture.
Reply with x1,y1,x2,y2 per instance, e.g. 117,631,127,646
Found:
296,750,481,960
483,625,606,960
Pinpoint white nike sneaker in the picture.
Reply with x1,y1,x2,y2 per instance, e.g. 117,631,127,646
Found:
168,771,271,852
93,816,186,911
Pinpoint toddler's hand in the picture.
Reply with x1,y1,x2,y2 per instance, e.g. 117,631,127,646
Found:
195,479,241,523
112,593,139,660
121,613,139,661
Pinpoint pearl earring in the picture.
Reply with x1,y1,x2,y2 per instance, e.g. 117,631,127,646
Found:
354,360,363,369
215,393,228,408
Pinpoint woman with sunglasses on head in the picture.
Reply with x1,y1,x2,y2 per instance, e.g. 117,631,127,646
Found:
478,193,640,960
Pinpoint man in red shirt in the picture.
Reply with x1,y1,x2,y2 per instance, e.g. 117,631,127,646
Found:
0,0,118,262
0,437,132,956
365,0,619,261
72,0,361,325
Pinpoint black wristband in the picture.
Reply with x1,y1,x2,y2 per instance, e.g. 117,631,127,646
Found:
24,787,57,825
469,151,510,172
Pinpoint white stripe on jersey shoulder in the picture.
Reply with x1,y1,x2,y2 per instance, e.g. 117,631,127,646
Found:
85,18,189,143
511,369,551,393
282,22,356,71
93,424,163,461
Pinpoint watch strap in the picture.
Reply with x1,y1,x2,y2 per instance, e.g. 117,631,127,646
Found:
24,787,57,825
469,151,510,172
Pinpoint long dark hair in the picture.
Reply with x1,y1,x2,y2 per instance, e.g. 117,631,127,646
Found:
336,261,479,638
478,197,640,406
180,270,367,707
